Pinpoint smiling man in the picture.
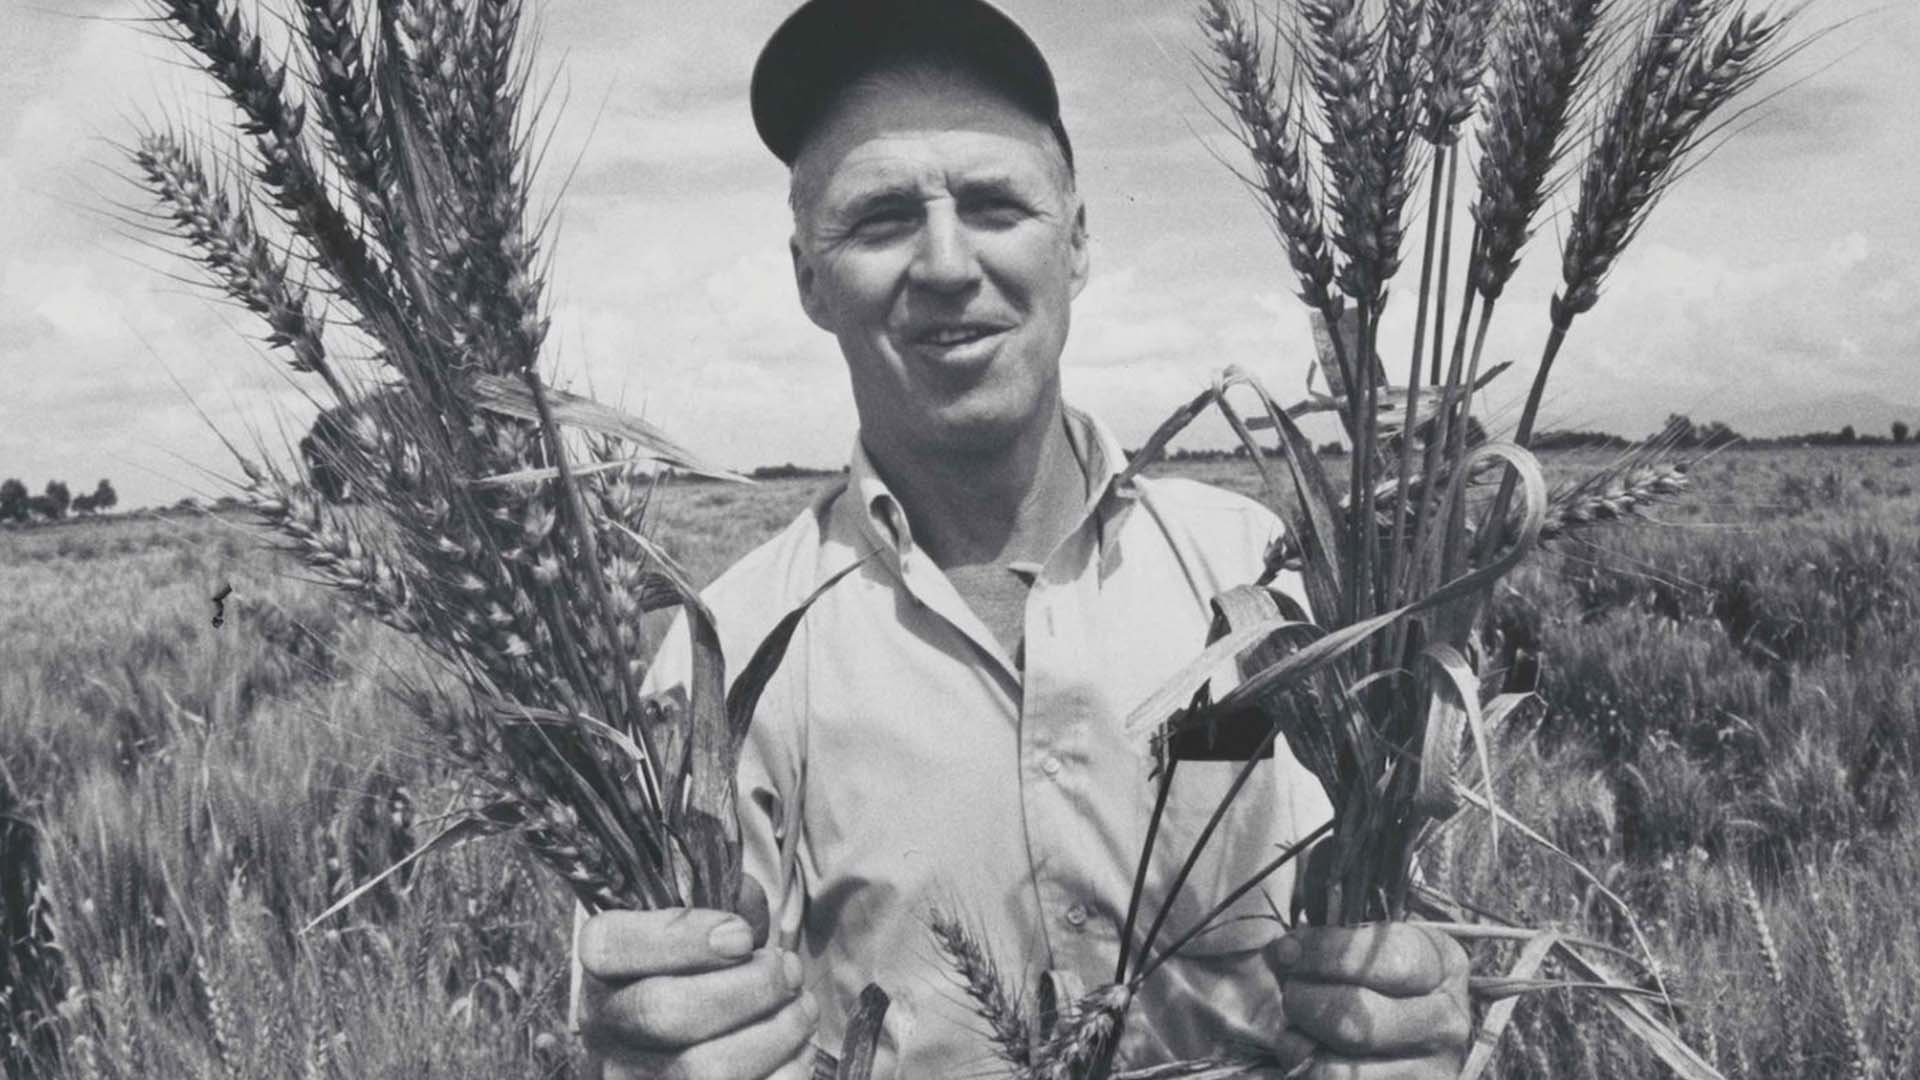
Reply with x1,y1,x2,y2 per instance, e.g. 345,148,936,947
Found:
573,2,1471,1077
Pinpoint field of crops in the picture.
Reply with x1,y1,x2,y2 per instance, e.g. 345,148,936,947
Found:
3,445,1917,1078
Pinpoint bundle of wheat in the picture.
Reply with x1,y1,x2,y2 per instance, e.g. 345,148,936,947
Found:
934,0,1803,1076
123,0,882,1072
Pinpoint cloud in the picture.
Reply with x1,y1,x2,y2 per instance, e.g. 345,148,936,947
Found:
1,0,1915,507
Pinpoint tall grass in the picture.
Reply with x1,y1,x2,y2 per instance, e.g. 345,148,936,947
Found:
6,451,1915,1076
1,512,582,1077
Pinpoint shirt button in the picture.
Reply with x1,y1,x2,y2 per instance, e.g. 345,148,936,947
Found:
1042,756,1062,778
1065,903,1088,928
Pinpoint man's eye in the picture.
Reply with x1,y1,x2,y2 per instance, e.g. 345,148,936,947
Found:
966,199,1029,225
854,208,915,233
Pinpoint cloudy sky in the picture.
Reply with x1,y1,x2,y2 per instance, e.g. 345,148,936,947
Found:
2,0,1913,509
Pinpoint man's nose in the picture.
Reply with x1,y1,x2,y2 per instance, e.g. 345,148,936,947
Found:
906,205,981,293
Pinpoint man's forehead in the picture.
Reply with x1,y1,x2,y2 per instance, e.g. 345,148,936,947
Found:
794,66,1068,204
818,139,1054,201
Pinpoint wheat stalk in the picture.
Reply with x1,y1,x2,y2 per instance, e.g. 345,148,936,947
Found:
131,134,340,399
1537,462,1690,540
128,2,896,1067
1023,984,1132,1080
1470,0,1608,305
1884,997,1916,1080
1199,0,1341,323
1817,922,1875,1080
930,909,1032,1068
1419,0,1498,144
940,0,1806,1073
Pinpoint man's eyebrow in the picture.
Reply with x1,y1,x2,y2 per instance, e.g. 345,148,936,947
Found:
825,171,1048,219
829,181,924,219
952,173,1040,200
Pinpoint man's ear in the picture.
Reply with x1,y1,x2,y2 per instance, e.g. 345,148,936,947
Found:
791,237,835,333
1067,201,1091,301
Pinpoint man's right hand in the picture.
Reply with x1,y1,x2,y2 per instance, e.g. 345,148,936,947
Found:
577,876,819,1080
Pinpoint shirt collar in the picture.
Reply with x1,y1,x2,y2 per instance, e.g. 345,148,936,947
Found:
845,404,1140,559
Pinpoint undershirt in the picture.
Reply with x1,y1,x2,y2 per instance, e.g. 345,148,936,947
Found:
942,561,1039,666
937,418,1092,667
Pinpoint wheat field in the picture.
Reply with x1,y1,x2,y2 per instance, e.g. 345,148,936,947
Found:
3,445,1916,1079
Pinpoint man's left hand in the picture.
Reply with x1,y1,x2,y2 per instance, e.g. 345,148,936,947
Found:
1266,922,1472,1079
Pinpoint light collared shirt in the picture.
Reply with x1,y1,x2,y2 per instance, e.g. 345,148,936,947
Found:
616,406,1330,1075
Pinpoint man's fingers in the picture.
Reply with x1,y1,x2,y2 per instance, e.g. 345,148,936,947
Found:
599,992,820,1080
766,1046,819,1080
579,875,773,983
1279,980,1471,1060
1271,923,1466,997
737,873,772,949
1285,1047,1456,1080
583,947,806,1052
579,907,762,981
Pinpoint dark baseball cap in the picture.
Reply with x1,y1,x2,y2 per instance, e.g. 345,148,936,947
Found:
749,0,1073,171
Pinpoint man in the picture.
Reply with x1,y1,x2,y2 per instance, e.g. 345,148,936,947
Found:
575,2,1471,1076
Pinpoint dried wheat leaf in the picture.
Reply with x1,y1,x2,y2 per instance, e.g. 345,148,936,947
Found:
469,374,742,482
1219,367,1348,622
467,456,673,489
1460,931,1558,1080
1469,976,1668,1002
1549,942,1728,1080
1420,644,1497,853
726,556,870,757
301,808,512,933
835,983,891,1080
1448,779,1670,1010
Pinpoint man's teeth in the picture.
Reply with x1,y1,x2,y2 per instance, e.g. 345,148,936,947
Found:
926,328,991,345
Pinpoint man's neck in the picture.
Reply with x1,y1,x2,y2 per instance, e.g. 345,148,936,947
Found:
862,403,1088,571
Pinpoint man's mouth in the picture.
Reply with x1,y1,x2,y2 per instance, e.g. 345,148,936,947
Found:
909,324,1009,348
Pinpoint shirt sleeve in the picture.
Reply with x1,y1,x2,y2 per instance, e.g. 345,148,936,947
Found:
566,608,806,1030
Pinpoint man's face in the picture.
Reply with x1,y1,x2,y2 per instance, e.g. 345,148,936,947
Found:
788,66,1088,462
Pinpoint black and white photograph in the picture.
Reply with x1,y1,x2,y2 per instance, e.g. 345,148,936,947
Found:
1,0,1914,1076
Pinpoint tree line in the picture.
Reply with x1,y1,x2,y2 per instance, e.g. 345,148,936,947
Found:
0,479,118,523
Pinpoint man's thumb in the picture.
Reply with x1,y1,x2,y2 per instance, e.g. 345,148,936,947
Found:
737,872,772,948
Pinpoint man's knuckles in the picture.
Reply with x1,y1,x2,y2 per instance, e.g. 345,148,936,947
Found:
599,994,817,1080
580,908,741,979
1277,924,1458,997
1282,981,1466,1058
587,948,799,1049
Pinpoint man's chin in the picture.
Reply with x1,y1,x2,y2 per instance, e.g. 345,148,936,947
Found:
906,402,1049,460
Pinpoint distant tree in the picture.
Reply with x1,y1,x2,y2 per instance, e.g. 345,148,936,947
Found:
1532,429,1632,451
72,494,97,515
32,481,71,521
1839,424,1857,444
1695,420,1740,449
1318,440,1347,457
1893,420,1910,445
747,463,835,481
91,479,118,513
173,497,201,513
1661,413,1697,447
0,479,27,523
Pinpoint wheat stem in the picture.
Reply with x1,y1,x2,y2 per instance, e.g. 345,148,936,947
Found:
1117,757,1180,983
1384,144,1451,612
1132,820,1333,987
